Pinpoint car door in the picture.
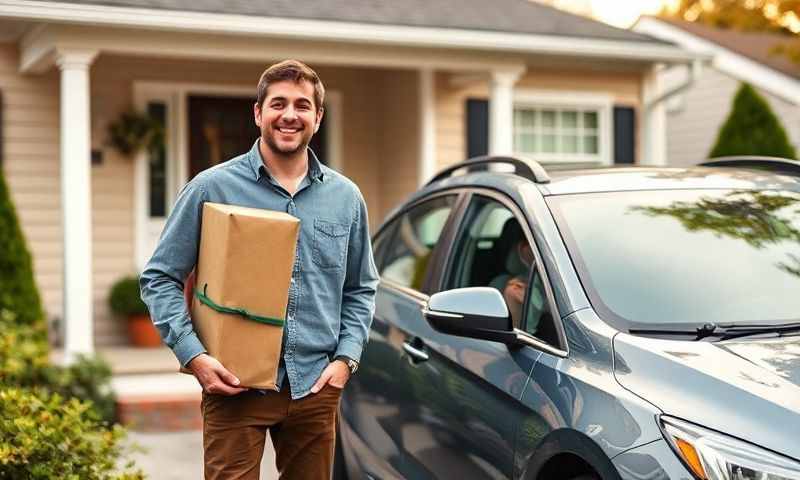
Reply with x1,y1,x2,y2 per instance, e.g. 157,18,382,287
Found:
341,192,462,480
398,191,545,480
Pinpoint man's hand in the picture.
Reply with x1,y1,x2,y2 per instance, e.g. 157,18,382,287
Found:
187,353,248,396
310,360,351,393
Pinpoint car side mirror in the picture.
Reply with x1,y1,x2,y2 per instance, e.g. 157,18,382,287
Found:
423,287,518,344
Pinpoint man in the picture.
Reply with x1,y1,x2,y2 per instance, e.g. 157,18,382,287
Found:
140,60,379,479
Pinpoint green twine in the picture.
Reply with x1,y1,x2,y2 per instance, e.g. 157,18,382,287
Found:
194,284,284,327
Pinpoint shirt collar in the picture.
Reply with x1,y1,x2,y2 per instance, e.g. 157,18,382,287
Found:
248,139,325,183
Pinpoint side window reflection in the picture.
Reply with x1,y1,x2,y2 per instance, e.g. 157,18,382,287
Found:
379,196,456,294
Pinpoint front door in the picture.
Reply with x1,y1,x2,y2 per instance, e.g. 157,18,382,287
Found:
188,95,328,180
187,96,260,180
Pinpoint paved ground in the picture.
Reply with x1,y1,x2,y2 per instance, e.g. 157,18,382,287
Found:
127,430,278,479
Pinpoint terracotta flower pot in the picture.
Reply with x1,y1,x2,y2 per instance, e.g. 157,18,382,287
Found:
127,313,163,347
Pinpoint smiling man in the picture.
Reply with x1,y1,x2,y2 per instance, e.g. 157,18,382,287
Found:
140,60,379,479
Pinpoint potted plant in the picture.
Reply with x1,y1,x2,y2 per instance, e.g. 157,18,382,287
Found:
107,110,164,157
109,276,161,347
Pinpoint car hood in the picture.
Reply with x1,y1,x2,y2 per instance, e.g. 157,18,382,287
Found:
613,333,800,461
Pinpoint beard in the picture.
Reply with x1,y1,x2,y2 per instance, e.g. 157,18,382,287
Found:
263,125,313,157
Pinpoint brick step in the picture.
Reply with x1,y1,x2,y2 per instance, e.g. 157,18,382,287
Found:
113,372,203,432
117,393,202,432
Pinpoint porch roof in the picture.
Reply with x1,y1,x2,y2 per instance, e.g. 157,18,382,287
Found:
0,0,702,65
52,0,663,43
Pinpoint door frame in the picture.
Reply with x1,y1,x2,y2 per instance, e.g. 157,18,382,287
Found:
133,80,343,270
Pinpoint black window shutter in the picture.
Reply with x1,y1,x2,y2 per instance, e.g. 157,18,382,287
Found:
613,106,635,165
466,98,489,159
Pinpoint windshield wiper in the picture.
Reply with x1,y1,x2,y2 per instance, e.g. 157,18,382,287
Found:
629,322,800,341
710,322,800,340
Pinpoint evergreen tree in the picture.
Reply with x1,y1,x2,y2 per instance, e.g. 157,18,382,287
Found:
0,163,44,326
709,83,797,159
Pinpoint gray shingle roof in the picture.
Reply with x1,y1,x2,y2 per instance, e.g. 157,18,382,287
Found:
59,0,664,43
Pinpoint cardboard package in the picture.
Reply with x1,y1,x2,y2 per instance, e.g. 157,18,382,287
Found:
182,202,300,389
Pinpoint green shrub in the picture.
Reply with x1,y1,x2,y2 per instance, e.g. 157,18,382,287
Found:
109,277,148,317
0,388,143,480
0,309,117,425
0,169,44,327
709,83,797,159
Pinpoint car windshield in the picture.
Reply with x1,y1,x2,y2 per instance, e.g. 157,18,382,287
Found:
547,189,800,330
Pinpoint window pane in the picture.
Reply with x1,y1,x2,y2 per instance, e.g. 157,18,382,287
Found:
583,111,598,128
582,135,599,154
515,109,536,128
518,133,536,153
148,102,167,217
380,196,456,293
563,134,579,154
541,110,556,128
541,134,557,153
444,196,549,334
562,111,578,129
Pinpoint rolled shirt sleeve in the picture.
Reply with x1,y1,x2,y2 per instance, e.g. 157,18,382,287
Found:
139,178,209,367
335,192,379,363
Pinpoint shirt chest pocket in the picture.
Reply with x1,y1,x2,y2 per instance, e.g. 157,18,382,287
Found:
312,219,350,270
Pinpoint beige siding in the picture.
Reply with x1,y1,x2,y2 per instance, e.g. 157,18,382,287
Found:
664,67,800,167
435,68,644,169
375,69,419,223
0,43,62,337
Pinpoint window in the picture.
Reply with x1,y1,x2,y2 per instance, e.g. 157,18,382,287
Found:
148,102,167,217
445,195,549,335
513,91,612,165
514,108,599,156
378,195,456,294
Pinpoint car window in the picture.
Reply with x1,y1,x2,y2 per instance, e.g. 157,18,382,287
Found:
444,195,549,335
378,195,456,293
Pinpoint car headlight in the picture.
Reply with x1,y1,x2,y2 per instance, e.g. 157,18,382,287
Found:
660,416,800,480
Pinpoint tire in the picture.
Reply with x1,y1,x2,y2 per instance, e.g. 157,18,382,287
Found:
568,475,600,480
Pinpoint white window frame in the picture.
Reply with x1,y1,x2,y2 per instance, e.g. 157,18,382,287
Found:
513,89,614,165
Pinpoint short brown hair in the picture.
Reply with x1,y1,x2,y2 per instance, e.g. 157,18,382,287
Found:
256,60,325,111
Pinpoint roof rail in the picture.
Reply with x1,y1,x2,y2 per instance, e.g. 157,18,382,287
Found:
426,155,551,186
699,156,800,176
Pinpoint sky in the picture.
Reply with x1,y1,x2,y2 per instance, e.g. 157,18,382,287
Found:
540,0,681,28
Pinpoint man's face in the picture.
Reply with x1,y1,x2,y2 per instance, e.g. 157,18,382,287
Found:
254,79,323,157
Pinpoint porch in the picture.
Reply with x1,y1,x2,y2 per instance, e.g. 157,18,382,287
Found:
11,24,532,359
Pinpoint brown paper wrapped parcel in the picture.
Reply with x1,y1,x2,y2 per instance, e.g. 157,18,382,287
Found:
183,202,300,390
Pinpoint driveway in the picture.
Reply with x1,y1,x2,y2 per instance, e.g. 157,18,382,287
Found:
127,430,278,479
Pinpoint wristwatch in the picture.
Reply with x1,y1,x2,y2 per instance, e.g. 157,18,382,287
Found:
335,355,359,375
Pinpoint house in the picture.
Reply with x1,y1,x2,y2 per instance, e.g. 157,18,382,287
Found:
634,16,800,166
0,0,697,361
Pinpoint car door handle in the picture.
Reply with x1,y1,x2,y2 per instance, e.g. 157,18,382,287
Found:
402,341,429,362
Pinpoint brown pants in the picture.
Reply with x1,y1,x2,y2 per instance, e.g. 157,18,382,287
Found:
201,385,342,480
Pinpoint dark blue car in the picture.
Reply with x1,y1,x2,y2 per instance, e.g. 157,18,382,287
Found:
335,156,800,480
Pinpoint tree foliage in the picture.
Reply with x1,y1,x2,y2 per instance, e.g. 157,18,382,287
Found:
709,83,797,159
660,0,800,61
661,0,798,34
0,169,44,327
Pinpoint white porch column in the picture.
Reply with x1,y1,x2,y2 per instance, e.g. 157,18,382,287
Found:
489,69,524,156
57,48,98,363
418,68,436,186
642,64,667,166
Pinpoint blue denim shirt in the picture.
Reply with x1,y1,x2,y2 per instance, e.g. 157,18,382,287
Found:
140,140,378,399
